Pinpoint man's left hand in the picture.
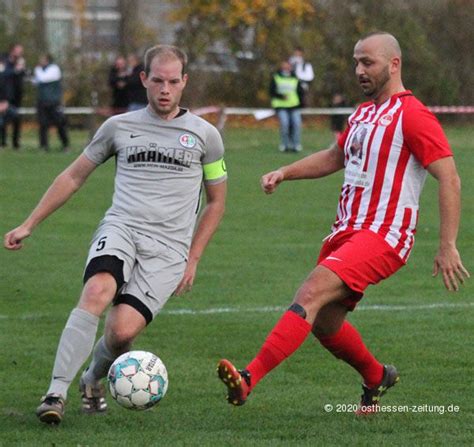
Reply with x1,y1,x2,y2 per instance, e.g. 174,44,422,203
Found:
174,261,198,296
433,246,470,291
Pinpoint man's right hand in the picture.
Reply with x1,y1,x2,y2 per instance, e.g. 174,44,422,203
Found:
4,225,31,250
261,169,285,194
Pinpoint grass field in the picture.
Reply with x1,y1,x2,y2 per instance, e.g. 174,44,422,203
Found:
0,124,473,446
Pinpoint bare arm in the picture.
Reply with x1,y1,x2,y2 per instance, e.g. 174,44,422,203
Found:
428,157,470,291
261,141,345,194
174,180,227,295
4,154,97,250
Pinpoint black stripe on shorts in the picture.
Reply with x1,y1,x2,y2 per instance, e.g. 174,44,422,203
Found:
113,293,153,325
83,255,125,292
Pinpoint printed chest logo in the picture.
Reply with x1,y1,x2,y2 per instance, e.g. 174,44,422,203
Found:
126,144,193,169
179,134,196,148
349,127,367,166
378,114,393,127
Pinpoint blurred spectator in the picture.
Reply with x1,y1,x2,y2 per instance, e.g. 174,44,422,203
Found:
0,75,9,133
33,54,69,152
330,93,348,140
270,60,304,152
0,44,26,149
289,47,314,107
126,53,147,111
108,55,129,113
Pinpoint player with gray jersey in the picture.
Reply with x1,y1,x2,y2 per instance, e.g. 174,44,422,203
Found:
85,105,226,319
4,44,227,425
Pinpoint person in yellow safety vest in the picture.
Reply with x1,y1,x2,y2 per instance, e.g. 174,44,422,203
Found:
270,60,304,152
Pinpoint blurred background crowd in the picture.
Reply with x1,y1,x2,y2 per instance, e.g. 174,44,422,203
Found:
0,0,472,150
0,0,472,109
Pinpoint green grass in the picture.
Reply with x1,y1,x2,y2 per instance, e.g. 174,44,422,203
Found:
0,124,473,446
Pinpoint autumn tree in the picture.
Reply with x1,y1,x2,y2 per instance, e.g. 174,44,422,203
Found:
168,0,318,106
168,0,473,107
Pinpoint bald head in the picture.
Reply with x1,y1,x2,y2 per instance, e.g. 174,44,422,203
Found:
353,32,405,104
356,32,402,61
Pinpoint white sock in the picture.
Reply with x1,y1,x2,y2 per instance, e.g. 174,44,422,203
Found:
81,336,116,385
46,308,99,399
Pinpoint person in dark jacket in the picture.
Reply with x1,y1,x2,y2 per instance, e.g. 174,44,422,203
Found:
108,55,129,113
33,54,69,152
0,44,26,149
126,53,147,111
330,93,349,140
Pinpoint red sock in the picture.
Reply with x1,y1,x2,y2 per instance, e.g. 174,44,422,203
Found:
246,310,312,390
317,321,383,388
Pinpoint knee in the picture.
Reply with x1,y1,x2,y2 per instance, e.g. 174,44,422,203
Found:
312,323,336,339
312,303,348,338
295,267,348,319
295,281,325,317
79,273,117,313
105,325,136,353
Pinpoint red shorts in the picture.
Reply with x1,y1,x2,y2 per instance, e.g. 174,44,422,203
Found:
317,229,405,311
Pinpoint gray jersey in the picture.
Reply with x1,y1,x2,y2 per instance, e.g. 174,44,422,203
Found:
84,106,226,257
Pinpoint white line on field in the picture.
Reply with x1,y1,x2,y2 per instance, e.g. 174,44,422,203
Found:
0,301,472,320
162,301,474,315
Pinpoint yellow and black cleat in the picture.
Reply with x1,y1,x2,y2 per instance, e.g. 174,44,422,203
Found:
217,359,251,406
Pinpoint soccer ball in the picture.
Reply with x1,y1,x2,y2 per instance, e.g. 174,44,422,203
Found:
107,350,168,410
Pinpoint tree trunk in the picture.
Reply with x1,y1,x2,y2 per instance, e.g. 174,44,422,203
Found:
35,0,47,54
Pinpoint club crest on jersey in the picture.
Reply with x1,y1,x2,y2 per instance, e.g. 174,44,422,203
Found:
179,133,196,148
378,114,393,127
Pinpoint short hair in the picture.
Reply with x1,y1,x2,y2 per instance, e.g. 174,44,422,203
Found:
41,53,54,64
143,45,188,77
359,30,393,40
358,31,402,57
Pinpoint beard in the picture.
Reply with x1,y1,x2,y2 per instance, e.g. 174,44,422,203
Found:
360,65,391,99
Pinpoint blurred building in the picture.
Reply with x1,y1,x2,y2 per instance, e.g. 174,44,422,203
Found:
2,0,177,60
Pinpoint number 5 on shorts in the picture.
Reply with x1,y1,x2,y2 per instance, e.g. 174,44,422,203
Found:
96,236,107,251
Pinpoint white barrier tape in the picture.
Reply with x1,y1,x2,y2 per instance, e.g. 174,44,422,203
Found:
14,105,474,116
428,106,474,113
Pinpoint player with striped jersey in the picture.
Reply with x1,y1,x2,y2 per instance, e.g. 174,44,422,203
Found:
218,31,469,413
4,45,227,424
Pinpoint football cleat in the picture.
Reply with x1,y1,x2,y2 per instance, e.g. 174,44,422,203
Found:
217,359,251,406
79,376,107,414
36,393,65,425
356,364,400,415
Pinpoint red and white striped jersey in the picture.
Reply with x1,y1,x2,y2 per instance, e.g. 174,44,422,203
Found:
335,91,453,261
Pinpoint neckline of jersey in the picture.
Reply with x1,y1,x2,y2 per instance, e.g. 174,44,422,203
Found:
372,90,413,109
145,105,189,122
